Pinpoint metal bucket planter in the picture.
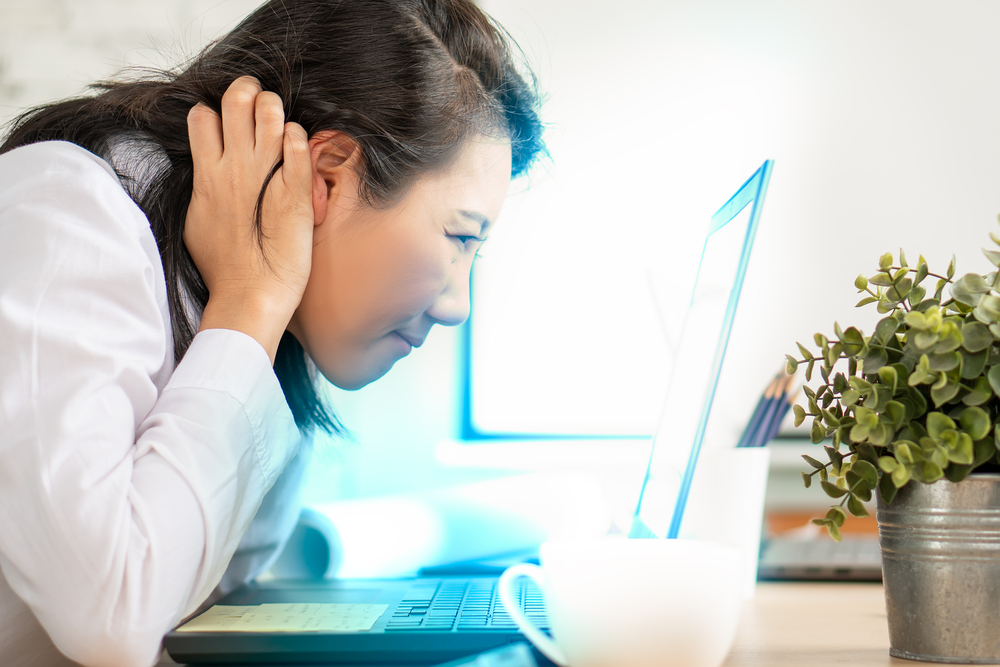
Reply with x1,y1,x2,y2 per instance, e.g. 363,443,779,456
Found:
876,473,1000,663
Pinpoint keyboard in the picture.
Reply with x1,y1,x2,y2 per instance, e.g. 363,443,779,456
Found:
386,579,549,632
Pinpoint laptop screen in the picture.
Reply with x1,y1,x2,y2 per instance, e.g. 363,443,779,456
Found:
633,160,773,539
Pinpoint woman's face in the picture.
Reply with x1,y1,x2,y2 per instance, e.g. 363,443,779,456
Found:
288,134,512,390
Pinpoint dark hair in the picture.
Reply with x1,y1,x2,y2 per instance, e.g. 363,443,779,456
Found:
0,0,545,434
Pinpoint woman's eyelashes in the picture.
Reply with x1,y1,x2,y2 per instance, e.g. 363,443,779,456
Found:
449,233,486,246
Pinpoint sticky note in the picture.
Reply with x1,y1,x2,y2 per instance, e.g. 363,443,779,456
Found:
176,603,388,633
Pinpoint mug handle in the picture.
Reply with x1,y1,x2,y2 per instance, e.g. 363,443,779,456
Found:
498,564,569,666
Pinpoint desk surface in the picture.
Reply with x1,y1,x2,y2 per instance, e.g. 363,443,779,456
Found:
160,582,903,666
725,582,899,666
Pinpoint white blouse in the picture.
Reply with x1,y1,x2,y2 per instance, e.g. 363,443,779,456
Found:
0,141,305,667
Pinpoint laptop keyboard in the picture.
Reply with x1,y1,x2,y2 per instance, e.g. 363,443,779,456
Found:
385,579,548,632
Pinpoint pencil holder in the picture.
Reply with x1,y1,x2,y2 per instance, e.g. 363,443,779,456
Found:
678,447,771,599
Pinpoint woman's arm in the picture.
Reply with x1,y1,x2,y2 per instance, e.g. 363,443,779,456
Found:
0,97,310,666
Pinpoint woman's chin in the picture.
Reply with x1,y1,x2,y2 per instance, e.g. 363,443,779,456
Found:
317,356,400,391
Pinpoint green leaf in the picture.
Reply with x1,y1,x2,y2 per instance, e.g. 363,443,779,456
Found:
975,436,995,465
855,274,869,291
931,381,961,407
961,349,989,380
852,459,878,487
821,480,848,498
914,330,940,351
806,359,815,381
878,367,899,394
826,506,847,527
885,400,906,428
984,248,1000,268
948,255,956,280
891,464,912,487
936,278,949,300
928,351,961,372
801,471,812,488
870,272,893,287
952,281,980,308
945,463,973,483
908,284,927,308
957,273,991,294
926,412,957,440
878,456,899,473
879,252,893,271
905,310,929,330
915,260,929,285
810,418,825,443
854,405,879,429
856,296,878,307
847,494,870,517
826,521,842,542
959,406,992,440
887,277,913,302
797,342,814,360
875,317,900,345
915,460,945,483
842,327,866,356
863,347,889,374
802,454,825,469
988,364,1000,398
949,432,975,465
961,322,992,353
963,376,993,406
785,355,799,374
895,441,916,464
974,294,1000,326
899,248,908,268
879,471,899,503
842,388,861,406
793,404,807,427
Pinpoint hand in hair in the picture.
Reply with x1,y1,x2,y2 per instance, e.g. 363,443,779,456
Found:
184,76,315,364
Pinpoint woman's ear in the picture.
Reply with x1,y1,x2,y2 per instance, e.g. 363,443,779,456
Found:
308,130,361,226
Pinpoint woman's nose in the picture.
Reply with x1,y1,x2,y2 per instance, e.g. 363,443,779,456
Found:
426,265,472,327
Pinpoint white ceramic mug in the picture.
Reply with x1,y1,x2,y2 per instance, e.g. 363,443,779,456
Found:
498,539,742,667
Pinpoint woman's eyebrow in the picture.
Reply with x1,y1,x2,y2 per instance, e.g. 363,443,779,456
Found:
458,209,492,232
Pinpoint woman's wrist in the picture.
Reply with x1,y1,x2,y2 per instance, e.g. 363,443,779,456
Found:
198,288,297,364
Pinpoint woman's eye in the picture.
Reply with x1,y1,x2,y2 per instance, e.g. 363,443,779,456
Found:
451,234,485,245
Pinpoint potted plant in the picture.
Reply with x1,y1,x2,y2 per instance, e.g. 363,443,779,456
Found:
786,225,1000,664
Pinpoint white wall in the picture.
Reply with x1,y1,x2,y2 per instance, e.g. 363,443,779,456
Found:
477,0,1000,444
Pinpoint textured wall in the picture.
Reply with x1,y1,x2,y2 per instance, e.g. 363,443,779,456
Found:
0,0,262,129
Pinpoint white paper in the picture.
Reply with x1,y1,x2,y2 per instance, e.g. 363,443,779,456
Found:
176,603,388,633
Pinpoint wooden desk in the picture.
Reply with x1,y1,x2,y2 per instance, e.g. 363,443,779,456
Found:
160,582,903,666
726,582,900,666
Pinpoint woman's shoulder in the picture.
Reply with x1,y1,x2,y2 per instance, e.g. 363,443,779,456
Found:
0,140,120,186
0,140,155,251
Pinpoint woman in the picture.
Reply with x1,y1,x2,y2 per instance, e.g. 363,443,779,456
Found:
0,0,544,664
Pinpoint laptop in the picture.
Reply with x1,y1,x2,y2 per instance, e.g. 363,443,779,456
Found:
164,160,774,666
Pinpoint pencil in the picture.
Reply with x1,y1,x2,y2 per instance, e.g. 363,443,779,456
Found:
736,375,779,448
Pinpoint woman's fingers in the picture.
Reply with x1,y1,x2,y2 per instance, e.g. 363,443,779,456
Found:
187,103,223,166
254,91,286,153
280,122,312,197
220,76,262,155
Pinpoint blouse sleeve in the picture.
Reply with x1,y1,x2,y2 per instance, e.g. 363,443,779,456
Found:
0,142,301,667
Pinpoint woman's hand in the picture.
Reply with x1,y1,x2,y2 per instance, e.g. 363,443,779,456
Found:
184,76,314,363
